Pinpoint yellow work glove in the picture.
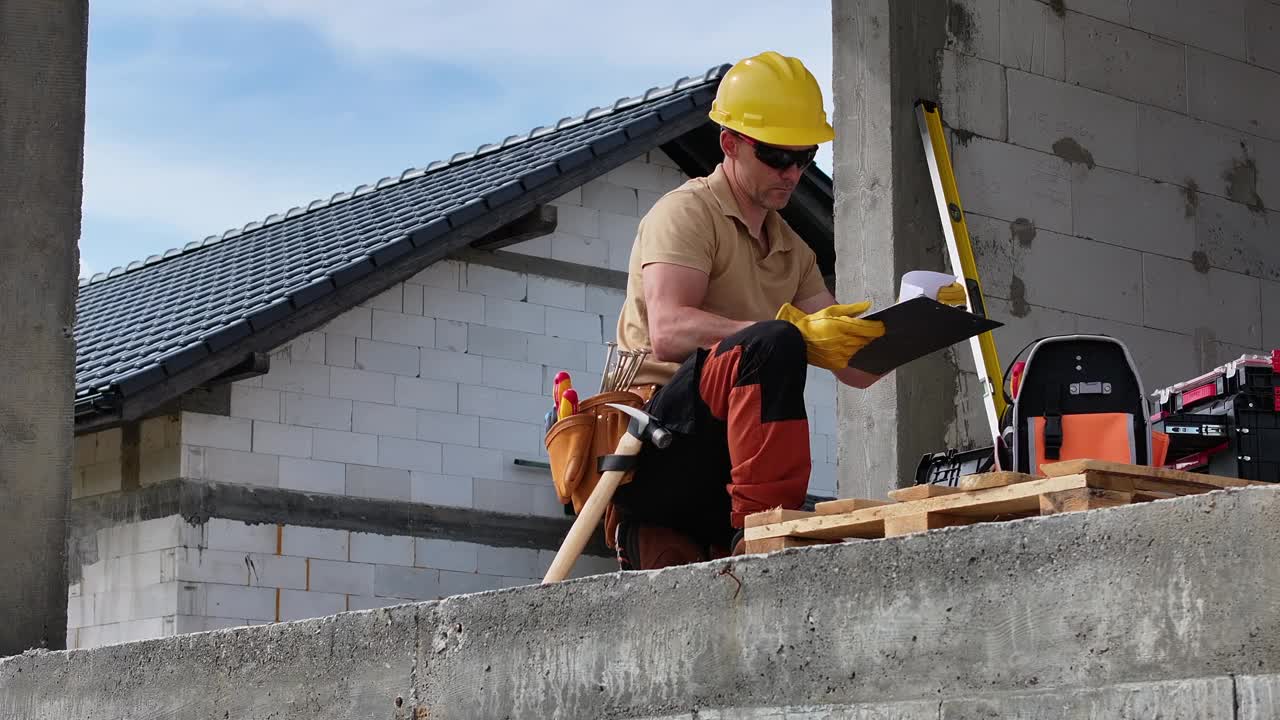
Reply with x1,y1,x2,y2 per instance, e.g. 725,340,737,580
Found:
776,301,886,370
935,280,967,306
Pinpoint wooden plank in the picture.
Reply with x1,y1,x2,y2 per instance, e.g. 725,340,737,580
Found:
888,484,966,502
1077,467,1260,501
814,498,891,515
959,471,1036,491
742,536,829,554
883,512,977,537
1039,488,1133,514
743,474,1090,542
744,508,815,528
1040,459,1267,489
1076,470,1226,507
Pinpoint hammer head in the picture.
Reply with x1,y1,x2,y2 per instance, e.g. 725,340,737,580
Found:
606,403,672,449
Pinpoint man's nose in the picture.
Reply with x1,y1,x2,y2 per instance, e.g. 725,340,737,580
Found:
779,163,804,183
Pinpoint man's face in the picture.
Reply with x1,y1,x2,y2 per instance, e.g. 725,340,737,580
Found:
723,130,817,211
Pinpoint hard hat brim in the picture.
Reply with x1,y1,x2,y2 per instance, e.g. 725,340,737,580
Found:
711,114,835,147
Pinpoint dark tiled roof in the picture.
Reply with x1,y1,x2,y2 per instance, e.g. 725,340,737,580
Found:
74,63,732,422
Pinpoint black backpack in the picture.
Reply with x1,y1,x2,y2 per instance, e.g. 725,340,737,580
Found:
999,334,1158,475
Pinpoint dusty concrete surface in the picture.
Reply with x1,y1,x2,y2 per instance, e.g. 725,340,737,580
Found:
4,487,1280,718
0,1,87,654
635,677,1237,719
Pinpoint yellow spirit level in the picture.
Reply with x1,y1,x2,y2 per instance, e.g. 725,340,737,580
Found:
915,100,1007,444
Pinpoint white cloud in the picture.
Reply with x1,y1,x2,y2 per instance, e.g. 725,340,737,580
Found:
107,2,834,116
82,133,356,244
113,2,831,69
86,3,838,266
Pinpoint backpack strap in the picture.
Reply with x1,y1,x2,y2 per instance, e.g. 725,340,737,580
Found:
1044,384,1063,460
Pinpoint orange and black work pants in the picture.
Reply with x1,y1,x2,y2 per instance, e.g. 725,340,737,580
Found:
612,319,812,570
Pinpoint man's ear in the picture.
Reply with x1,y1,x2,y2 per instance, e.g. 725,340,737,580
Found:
719,128,739,159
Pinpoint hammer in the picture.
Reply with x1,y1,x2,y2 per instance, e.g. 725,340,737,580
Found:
541,403,672,584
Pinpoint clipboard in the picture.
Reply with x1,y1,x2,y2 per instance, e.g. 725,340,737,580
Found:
847,296,1003,376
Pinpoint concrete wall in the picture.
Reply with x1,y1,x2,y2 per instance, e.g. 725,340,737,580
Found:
941,0,1280,445
64,149,841,647
833,0,1280,493
0,0,86,654
8,486,1280,718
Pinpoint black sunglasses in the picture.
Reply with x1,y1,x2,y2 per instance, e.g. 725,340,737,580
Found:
730,130,818,171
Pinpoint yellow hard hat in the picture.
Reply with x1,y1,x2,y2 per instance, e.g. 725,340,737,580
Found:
708,51,835,147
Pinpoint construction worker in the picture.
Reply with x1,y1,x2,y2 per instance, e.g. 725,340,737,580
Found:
606,50,901,571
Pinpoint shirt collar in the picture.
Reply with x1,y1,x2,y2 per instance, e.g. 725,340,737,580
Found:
707,164,796,255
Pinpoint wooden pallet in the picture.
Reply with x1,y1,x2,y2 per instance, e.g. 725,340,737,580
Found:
743,459,1271,553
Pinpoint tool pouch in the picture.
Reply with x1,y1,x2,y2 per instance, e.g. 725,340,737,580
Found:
544,390,646,514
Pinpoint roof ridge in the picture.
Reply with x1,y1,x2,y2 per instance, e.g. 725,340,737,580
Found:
80,62,730,289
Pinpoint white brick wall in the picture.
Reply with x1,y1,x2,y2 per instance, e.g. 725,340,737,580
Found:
355,338,419,376
279,590,346,622
417,410,480,446
420,348,482,384
481,356,543,394
378,436,442,473
252,421,313,458
346,464,412,500
942,0,1279,453
330,367,396,404
282,525,347,560
279,457,345,495
411,472,472,507
372,309,435,347
462,264,525,301
528,276,586,310
350,532,414,566
182,412,252,452
247,553,306,590
69,514,620,648
307,558,374,595
353,401,417,440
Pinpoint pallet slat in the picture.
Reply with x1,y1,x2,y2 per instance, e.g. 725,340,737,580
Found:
888,484,965,502
814,498,891,515
742,460,1270,552
959,471,1035,491
1040,459,1264,488
745,474,1090,543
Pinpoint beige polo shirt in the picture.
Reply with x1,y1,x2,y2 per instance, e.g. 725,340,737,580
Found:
615,163,828,387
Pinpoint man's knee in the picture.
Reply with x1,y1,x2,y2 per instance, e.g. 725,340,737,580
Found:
718,319,807,367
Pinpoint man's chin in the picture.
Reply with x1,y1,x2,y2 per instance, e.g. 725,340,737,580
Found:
762,191,793,210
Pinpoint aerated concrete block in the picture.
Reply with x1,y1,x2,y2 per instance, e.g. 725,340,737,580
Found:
1065,13,1187,113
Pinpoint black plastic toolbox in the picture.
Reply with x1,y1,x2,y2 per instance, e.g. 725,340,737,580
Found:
1155,392,1280,483
914,446,996,487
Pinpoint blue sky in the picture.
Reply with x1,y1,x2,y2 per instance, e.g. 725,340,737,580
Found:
81,2,834,279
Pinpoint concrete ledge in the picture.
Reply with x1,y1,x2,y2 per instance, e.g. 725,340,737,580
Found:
6,486,1280,719
69,477,610,557
638,676,1236,719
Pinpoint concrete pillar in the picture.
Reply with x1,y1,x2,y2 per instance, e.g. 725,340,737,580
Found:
831,0,953,499
0,1,88,654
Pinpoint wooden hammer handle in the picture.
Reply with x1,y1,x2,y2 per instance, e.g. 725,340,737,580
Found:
541,430,643,584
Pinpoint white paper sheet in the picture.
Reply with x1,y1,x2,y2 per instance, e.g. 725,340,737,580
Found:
896,270,961,305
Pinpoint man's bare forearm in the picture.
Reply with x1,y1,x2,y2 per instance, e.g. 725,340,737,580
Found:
650,306,754,363
833,366,881,389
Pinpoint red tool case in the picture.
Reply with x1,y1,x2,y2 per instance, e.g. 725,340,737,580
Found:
1151,351,1280,482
